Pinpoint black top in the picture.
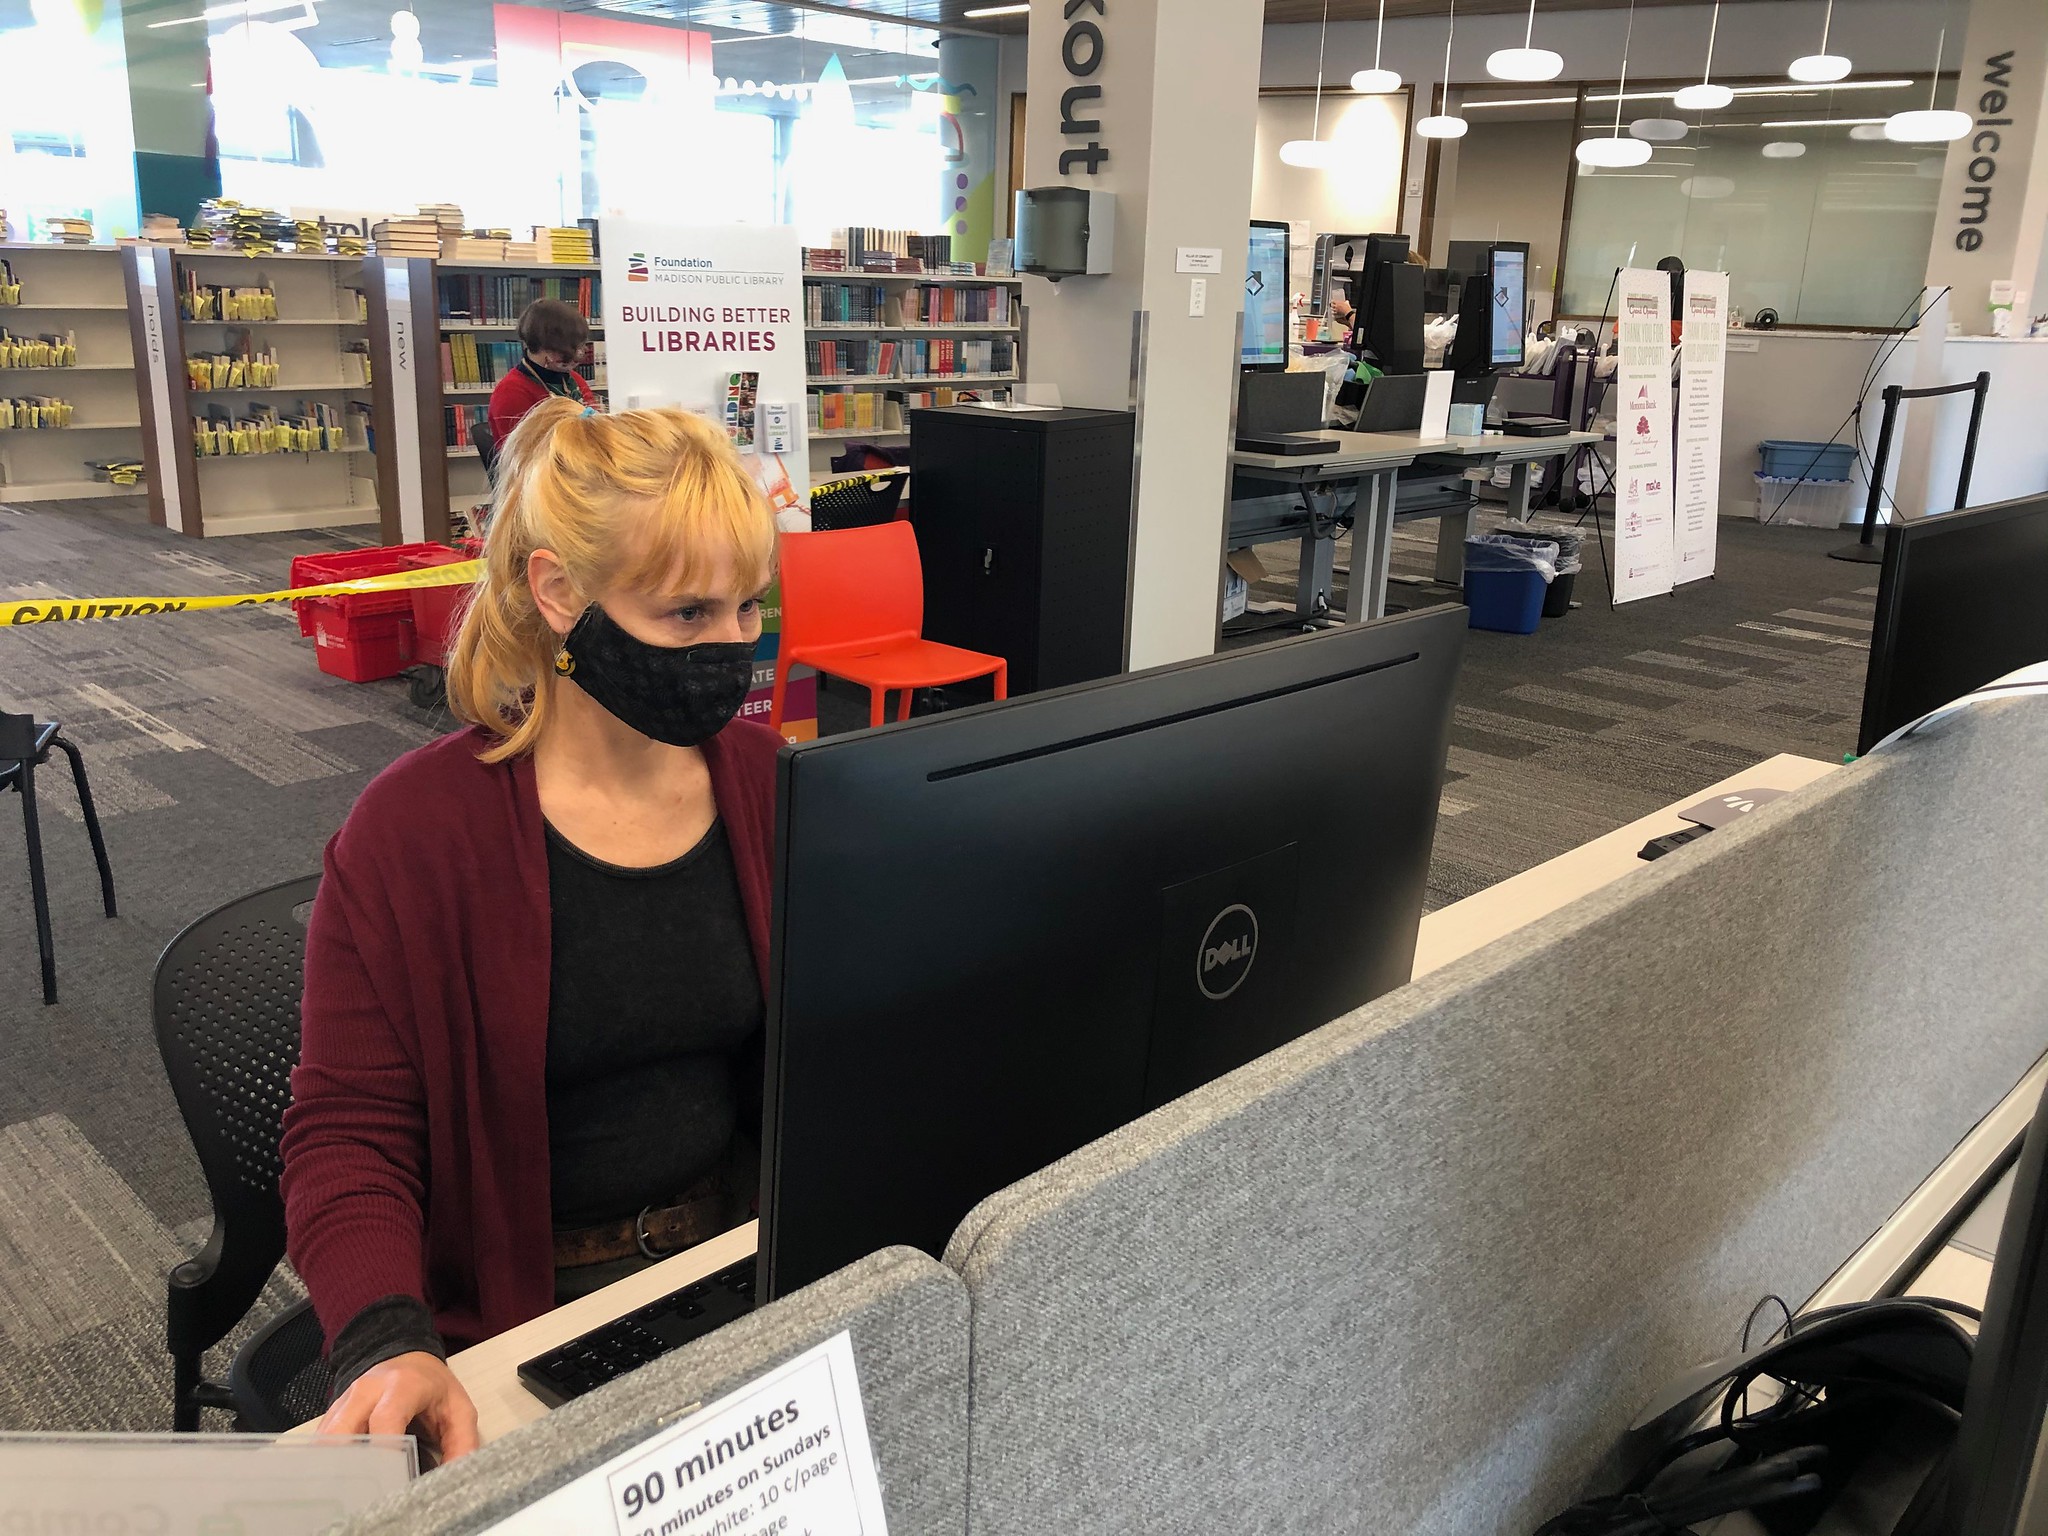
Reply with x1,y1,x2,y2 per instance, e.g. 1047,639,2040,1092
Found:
543,817,764,1227
326,815,765,1396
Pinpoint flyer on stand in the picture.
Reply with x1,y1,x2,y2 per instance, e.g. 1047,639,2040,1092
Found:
1611,267,1677,604
1674,270,1727,584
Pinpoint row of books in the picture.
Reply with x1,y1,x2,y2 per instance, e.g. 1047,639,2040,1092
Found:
898,385,1011,410
0,331,76,369
897,337,1016,378
0,260,20,306
188,350,280,391
0,395,75,429
441,333,605,387
191,400,358,456
446,403,487,448
180,281,278,323
907,284,1013,325
803,282,890,326
807,391,901,433
805,338,895,378
438,274,599,323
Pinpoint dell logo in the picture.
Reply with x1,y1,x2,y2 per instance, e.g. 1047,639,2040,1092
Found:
1197,904,1259,1001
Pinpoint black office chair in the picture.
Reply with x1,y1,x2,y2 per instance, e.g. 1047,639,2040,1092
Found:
155,875,332,1432
470,418,499,482
2,710,115,1005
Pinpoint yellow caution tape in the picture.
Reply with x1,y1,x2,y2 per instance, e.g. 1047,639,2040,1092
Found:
1,559,483,627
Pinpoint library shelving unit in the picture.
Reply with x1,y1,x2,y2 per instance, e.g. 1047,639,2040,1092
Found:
801,268,1025,470
122,246,375,537
0,244,141,502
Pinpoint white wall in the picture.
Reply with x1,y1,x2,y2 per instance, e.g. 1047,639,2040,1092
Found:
1250,91,1407,305
1260,2,1951,91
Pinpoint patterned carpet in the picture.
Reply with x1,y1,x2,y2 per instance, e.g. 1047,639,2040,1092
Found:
0,494,1874,1434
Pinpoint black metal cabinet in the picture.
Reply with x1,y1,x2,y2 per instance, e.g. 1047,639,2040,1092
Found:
908,406,1136,695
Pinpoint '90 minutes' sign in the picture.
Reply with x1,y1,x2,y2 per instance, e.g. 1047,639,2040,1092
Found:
485,1333,889,1536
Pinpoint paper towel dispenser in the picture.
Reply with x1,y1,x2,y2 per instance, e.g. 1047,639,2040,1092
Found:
1014,187,1116,280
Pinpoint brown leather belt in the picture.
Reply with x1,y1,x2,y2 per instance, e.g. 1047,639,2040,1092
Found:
553,1175,727,1269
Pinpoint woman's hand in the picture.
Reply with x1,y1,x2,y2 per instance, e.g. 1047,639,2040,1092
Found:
317,1351,481,1465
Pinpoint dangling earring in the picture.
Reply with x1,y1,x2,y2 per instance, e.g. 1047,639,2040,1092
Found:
554,642,575,677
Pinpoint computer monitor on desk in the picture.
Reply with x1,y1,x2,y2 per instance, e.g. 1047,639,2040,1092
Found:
757,607,1466,1299
1446,241,1530,379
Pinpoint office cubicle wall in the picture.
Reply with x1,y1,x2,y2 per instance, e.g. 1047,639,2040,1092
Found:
948,698,2048,1535
335,1248,969,1536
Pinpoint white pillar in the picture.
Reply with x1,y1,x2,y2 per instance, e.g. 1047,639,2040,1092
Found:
1023,0,1264,670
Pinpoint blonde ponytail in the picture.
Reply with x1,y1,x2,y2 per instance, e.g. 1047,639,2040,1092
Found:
445,399,777,762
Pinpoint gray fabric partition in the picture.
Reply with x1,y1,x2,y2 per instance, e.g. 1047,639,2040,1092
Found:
336,1247,969,1536
948,699,2048,1536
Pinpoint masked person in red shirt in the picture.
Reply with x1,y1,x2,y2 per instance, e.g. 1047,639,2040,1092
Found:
487,298,597,442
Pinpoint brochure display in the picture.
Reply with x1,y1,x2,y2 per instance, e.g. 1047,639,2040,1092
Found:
1611,267,1677,604
1674,270,1727,585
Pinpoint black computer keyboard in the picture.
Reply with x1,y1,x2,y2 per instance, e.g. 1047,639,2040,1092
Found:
516,1257,759,1407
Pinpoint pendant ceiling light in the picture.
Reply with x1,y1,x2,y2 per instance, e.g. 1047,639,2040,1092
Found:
1673,1,1733,111
1350,0,1401,93
1280,0,1339,170
1576,0,1652,167
1415,0,1468,139
1761,140,1807,158
1631,118,1688,141
1788,0,1852,83
1885,20,1969,142
1488,0,1562,82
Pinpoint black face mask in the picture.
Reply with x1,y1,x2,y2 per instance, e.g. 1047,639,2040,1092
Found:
554,604,756,748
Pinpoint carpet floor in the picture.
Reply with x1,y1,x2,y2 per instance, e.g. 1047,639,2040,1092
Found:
0,493,1874,1434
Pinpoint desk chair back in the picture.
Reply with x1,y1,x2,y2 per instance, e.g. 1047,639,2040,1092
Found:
154,875,329,1430
471,419,500,481
779,521,926,652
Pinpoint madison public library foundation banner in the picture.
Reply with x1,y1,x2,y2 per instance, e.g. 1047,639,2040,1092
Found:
1674,270,1728,584
1612,267,1678,605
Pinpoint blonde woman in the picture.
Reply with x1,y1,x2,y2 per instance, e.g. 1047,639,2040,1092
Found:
281,399,781,1461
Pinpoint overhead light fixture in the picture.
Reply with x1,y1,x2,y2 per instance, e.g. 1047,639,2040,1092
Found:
1849,122,1888,139
1280,0,1339,171
1885,20,1969,143
1577,137,1653,167
1681,175,1736,199
1788,0,1851,83
1350,0,1400,93
1414,0,1468,139
1488,0,1561,81
148,0,315,25
1631,118,1688,141
1760,116,1886,128
1577,0,1650,168
1464,95,1576,109
1673,1,1730,110
1761,140,1807,158
961,2,1029,14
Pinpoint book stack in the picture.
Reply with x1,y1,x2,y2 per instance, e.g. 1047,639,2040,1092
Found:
804,281,888,326
0,210,13,243
805,338,894,380
87,457,146,486
0,260,19,306
911,283,1012,325
293,219,326,253
803,248,848,273
540,226,594,264
140,213,187,246
334,233,367,258
836,227,917,267
38,216,94,246
373,217,442,256
419,203,466,239
503,240,541,264
190,200,290,253
444,236,508,263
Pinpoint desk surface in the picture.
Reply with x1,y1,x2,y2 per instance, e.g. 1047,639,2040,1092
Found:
1415,428,1601,464
1230,427,1601,479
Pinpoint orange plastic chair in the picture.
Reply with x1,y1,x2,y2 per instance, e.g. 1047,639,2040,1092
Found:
772,522,1008,731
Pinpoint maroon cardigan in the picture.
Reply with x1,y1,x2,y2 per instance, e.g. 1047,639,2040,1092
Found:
487,366,595,445
279,719,781,1355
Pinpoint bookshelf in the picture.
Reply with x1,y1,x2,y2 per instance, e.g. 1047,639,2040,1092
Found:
0,245,142,502
801,270,1025,459
122,246,376,537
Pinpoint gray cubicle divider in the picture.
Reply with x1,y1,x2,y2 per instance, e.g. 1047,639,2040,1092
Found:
947,698,2048,1535
335,1247,969,1536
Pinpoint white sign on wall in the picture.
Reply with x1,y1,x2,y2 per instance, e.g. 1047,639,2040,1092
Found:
600,221,811,505
1611,268,1677,604
482,1331,890,1536
1673,270,1728,584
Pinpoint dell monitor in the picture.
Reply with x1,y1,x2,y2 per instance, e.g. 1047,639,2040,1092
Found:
1489,246,1528,368
1243,219,1291,370
1858,494,2048,754
1446,242,1530,378
757,606,1466,1299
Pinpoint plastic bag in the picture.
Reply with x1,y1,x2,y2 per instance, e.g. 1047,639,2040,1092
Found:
1542,530,1584,576
1466,533,1559,583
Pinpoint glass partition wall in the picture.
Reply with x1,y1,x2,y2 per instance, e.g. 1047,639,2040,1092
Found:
1550,72,1956,328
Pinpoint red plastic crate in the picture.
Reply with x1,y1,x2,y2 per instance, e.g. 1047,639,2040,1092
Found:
289,543,451,637
306,602,416,683
398,545,478,668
